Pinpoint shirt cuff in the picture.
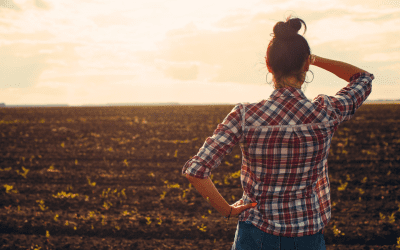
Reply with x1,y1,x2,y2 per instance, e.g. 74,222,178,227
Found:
349,72,374,83
182,157,211,179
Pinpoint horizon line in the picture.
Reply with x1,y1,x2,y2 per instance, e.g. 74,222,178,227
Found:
1,99,400,107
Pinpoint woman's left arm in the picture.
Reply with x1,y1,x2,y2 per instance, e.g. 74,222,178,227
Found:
182,104,256,217
185,174,257,217
185,175,231,217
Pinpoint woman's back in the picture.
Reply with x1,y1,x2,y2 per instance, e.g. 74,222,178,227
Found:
231,73,373,237
183,16,374,249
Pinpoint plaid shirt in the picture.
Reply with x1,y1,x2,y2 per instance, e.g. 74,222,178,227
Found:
182,72,374,237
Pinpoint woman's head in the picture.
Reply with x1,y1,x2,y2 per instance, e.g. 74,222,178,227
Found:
266,16,311,89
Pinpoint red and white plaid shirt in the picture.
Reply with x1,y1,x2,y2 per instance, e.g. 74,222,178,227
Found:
182,72,374,237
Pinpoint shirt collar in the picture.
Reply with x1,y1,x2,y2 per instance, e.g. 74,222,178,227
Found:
270,86,308,100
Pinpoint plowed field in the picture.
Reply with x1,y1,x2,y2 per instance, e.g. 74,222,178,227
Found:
0,104,399,249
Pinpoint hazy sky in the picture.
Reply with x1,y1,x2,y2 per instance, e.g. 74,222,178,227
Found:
1,0,400,105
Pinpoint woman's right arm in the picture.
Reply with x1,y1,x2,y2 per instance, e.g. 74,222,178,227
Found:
311,55,369,82
310,55,374,122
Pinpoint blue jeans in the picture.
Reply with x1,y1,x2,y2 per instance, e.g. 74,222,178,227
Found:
231,221,326,250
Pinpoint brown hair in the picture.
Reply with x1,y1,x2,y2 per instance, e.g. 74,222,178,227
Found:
266,16,311,88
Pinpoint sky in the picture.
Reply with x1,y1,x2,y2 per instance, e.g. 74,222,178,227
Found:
1,0,400,105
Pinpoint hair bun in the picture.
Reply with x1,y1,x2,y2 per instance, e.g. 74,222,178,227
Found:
273,18,305,39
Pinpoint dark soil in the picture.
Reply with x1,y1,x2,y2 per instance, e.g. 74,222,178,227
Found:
0,104,399,249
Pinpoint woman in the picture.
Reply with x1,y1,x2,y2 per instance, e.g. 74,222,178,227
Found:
182,16,374,250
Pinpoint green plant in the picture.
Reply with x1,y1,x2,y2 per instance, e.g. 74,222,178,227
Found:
87,177,96,187
4,184,18,194
230,170,240,179
197,223,207,232
160,191,167,200
36,200,48,211
103,201,112,210
388,212,396,224
88,211,96,219
182,189,187,199
101,188,108,198
119,188,127,199
47,164,59,173
123,159,129,167
332,224,345,237
337,180,348,191
52,191,79,199
224,161,233,167
167,183,180,189
16,167,29,178
224,175,230,185
146,217,151,225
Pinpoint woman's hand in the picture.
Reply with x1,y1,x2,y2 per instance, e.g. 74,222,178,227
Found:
229,199,257,217
309,54,316,65
184,174,257,218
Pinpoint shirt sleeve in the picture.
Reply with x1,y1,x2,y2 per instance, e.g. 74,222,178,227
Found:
182,104,243,179
314,72,374,122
